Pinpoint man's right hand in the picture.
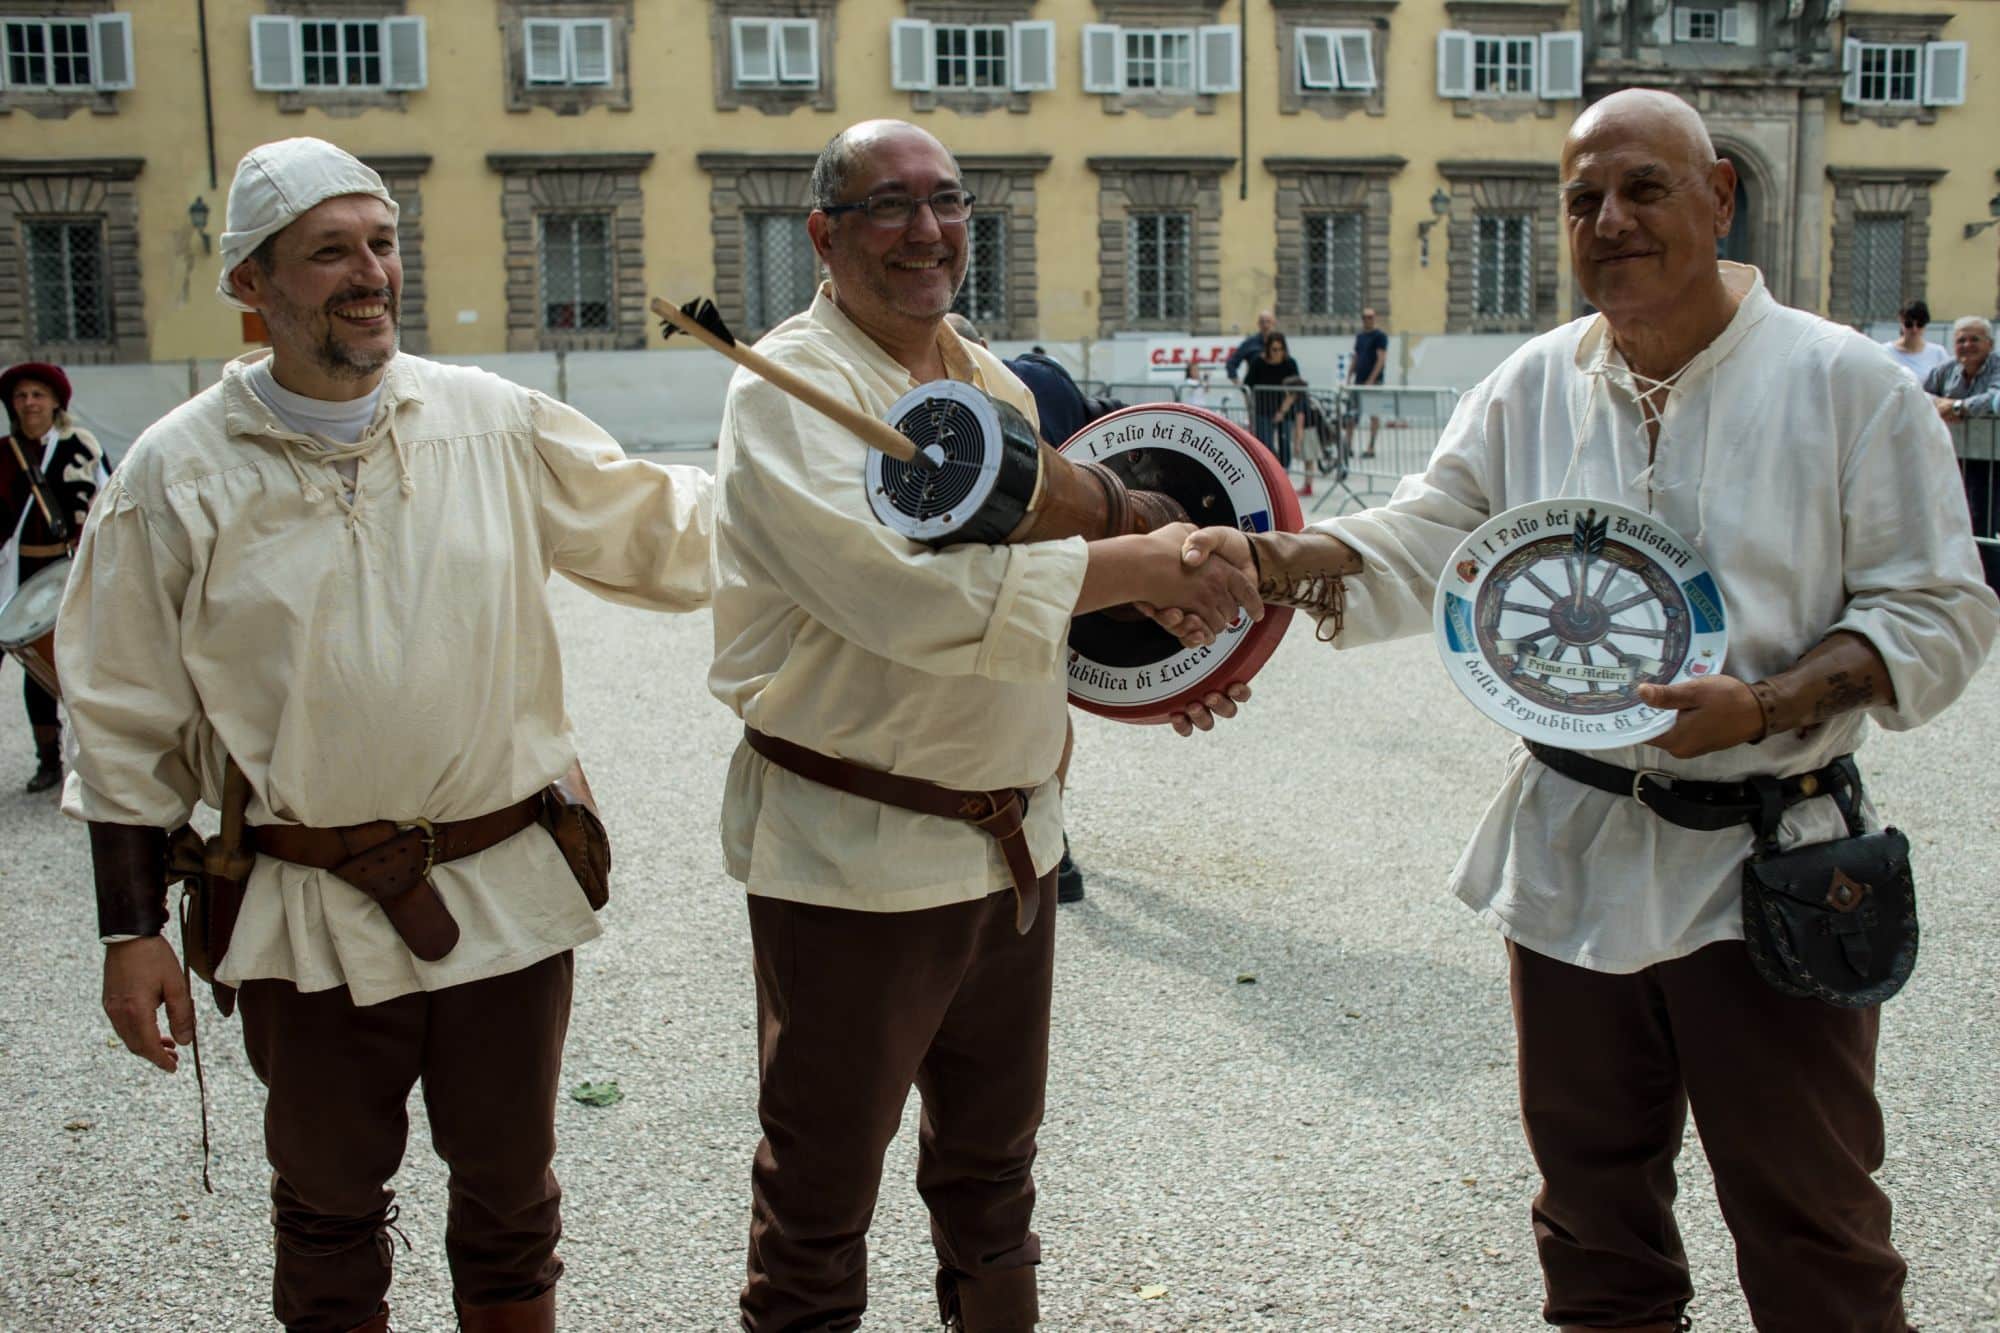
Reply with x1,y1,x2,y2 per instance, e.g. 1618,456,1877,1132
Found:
103,936,195,1073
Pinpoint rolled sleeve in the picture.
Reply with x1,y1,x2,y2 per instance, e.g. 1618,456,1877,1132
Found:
57,477,204,827
529,392,715,612
1830,379,1999,730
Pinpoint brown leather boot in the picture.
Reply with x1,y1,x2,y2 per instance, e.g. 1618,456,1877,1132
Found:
346,1306,391,1333
26,725,59,793
937,1267,1038,1332
457,1287,555,1332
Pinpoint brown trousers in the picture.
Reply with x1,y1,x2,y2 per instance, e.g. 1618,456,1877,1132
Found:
1509,939,1911,1332
239,951,573,1333
742,879,1057,1333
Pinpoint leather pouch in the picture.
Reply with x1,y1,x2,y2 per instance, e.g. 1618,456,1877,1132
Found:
1740,761,1916,1008
540,760,610,911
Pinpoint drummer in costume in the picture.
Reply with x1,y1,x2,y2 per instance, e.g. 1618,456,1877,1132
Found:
61,138,714,1333
1172,90,1996,1331
1,361,103,792
711,119,1262,1332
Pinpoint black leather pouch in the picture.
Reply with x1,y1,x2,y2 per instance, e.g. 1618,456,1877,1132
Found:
1740,760,1916,1008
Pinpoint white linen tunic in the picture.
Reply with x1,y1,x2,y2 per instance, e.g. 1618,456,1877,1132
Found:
709,285,1088,912
1322,265,1997,972
60,350,715,1004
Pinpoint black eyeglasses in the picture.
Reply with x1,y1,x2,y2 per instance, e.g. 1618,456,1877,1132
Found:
821,189,976,228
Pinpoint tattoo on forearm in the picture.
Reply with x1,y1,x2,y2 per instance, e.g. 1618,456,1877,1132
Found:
1812,670,1875,723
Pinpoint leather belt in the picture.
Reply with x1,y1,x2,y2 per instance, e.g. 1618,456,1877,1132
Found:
17,542,68,558
252,794,542,961
744,726,1045,934
1524,741,1856,834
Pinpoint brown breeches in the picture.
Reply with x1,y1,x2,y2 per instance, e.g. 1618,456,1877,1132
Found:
1509,939,1910,1332
741,879,1056,1333
239,951,573,1332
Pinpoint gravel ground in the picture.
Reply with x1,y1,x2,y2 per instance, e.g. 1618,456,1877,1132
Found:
2,487,1996,1331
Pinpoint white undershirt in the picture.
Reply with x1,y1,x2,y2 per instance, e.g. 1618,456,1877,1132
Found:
244,359,382,490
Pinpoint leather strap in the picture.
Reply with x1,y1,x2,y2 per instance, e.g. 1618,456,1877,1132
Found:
744,726,1045,934
1524,741,1857,834
17,541,68,558
251,795,540,961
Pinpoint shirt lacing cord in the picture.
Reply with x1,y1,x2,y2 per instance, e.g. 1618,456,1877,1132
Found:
1565,346,1717,551
272,410,415,532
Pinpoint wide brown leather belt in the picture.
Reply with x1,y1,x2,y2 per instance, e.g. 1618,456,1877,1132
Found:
17,541,68,558
251,794,542,961
744,726,1045,934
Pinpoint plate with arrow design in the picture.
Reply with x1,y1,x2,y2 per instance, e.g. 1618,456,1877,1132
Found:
1432,499,1729,750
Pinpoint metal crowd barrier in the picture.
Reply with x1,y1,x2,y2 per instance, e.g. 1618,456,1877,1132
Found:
1950,418,2000,592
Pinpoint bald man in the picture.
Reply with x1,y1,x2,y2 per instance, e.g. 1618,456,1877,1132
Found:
710,119,1255,1332
1172,89,1995,1330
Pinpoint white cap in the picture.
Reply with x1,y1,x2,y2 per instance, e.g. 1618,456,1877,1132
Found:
217,137,399,311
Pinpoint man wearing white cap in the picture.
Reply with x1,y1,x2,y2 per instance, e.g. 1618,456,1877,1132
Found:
60,137,714,1332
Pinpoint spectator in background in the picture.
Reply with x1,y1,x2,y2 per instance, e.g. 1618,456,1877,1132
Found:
945,311,1096,905
1182,358,1213,409
1242,329,1301,472
1346,307,1389,458
1881,300,1950,383
1922,315,2000,422
1225,310,1276,383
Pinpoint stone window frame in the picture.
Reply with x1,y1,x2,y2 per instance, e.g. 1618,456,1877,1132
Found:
488,151,651,352
696,151,818,339
0,0,127,120
0,155,144,364
1825,165,1943,331
1088,0,1228,118
1838,11,1952,128
260,0,419,117
954,153,1048,340
497,0,634,115
901,1,1035,116
1271,0,1394,121
1440,0,1566,121
1440,159,1560,334
1268,156,1402,334
361,153,429,354
1087,155,1232,336
711,0,837,116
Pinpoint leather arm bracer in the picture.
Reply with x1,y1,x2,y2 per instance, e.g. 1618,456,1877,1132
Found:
1006,443,1188,543
88,822,172,939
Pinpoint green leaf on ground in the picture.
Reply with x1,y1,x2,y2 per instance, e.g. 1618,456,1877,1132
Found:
1235,973,1257,985
570,1080,624,1108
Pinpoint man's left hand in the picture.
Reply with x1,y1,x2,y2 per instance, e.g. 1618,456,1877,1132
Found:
1168,682,1251,737
1634,675,1763,758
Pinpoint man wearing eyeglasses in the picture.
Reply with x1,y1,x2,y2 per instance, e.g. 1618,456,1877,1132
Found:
708,119,1257,1333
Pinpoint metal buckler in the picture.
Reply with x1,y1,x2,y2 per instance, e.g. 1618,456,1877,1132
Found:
1631,769,1672,809
397,817,437,877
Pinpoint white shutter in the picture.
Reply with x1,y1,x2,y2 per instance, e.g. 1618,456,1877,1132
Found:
1841,36,1860,104
1540,31,1582,99
250,15,300,91
1011,20,1055,92
1437,30,1472,98
383,16,425,90
890,18,932,91
1922,41,1967,106
777,20,816,84
732,18,773,85
1731,3,1758,45
1718,9,1738,42
1651,8,1673,44
1673,7,1695,42
571,19,613,85
92,13,134,90
1082,24,1122,93
523,19,566,84
1334,29,1375,91
1296,30,1336,90
1196,25,1239,93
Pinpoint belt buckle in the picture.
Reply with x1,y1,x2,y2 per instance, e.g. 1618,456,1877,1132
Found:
398,817,437,876
1631,769,1671,810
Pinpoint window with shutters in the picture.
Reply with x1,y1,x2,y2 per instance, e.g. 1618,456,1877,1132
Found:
1677,7,1720,43
252,7,425,111
0,158,146,363
712,2,836,113
1081,17,1239,114
1274,6,1391,121
1437,7,1578,120
1125,30,1194,90
0,10,133,111
952,213,1007,328
1474,213,1533,319
935,24,1007,89
1853,43,1920,104
25,220,108,345
501,4,630,113
1127,213,1192,323
890,10,1050,113
1303,213,1364,321
1838,17,1964,125
742,213,818,334
1471,36,1535,96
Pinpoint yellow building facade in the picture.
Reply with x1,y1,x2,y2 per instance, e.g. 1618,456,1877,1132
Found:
0,0,1994,366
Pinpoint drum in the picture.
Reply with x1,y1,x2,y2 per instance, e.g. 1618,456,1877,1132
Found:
0,556,68,699
1058,405,1302,724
